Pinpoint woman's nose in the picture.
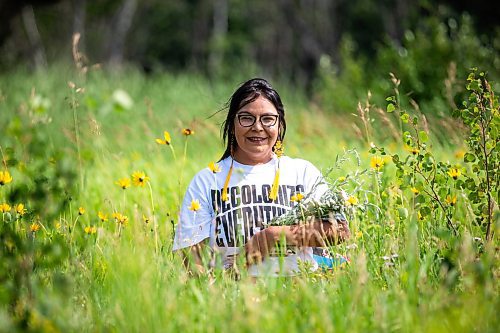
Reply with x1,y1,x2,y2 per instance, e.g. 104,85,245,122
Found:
251,117,264,130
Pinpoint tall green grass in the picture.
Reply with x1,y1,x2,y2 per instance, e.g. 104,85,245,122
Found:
0,66,497,332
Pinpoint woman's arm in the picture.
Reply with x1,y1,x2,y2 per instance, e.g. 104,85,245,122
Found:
245,219,350,265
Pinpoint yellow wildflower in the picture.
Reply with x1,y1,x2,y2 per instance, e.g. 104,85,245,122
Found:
55,222,61,230
132,171,150,187
0,170,13,186
182,128,194,136
113,212,128,226
410,187,419,195
189,199,201,212
447,168,461,180
405,145,420,155
84,226,97,234
155,131,172,145
345,196,358,206
455,150,465,159
337,176,346,182
0,203,11,213
30,223,40,233
98,211,108,222
208,161,221,173
15,203,27,216
355,231,363,239
445,195,457,207
142,215,150,224
417,212,424,221
290,193,305,203
78,207,85,215
370,156,385,171
116,177,131,189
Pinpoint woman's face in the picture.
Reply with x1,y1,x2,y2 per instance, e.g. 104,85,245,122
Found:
233,95,280,165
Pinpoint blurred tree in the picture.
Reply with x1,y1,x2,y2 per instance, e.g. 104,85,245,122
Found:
107,0,137,67
0,0,497,92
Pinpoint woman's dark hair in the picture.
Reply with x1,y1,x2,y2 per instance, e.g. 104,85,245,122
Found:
219,78,286,161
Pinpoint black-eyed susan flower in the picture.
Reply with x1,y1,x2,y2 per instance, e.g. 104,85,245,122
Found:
189,199,201,212
155,131,172,145
182,128,194,136
445,195,457,207
98,211,108,222
78,207,85,215
447,168,461,180
405,145,420,155
84,226,97,234
370,156,385,171
30,223,40,233
142,215,150,224
417,212,425,221
15,203,27,216
410,187,419,195
116,177,131,189
113,212,128,226
345,196,358,206
0,170,13,186
290,193,304,203
0,203,11,213
208,161,221,173
132,171,150,187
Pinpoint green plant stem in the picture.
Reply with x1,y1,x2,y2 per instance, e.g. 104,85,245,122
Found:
478,105,493,241
147,181,159,254
71,90,84,192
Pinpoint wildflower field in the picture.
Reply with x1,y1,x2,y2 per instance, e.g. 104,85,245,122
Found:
0,67,498,332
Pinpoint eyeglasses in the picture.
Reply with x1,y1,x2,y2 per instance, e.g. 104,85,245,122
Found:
236,114,279,127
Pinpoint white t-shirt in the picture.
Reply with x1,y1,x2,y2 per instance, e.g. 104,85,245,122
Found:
173,155,327,276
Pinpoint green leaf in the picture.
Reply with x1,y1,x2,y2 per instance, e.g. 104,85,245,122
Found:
398,207,409,220
387,103,396,113
464,153,476,163
419,131,429,143
400,113,410,123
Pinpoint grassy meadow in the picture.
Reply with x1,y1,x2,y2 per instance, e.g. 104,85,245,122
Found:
0,66,498,332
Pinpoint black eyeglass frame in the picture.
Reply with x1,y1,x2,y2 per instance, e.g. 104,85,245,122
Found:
236,114,279,128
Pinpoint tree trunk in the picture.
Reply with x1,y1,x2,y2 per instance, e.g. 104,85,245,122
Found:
108,0,137,68
208,0,228,76
21,5,47,69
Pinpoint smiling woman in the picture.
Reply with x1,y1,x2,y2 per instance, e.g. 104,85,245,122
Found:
173,78,350,277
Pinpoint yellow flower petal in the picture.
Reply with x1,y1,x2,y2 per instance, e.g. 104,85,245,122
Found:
0,170,13,186
208,161,221,173
370,156,385,171
189,199,201,211
132,171,150,187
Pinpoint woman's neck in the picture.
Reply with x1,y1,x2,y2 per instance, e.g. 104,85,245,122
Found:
232,151,273,166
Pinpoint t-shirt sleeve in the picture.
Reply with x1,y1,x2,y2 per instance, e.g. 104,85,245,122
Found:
172,171,214,251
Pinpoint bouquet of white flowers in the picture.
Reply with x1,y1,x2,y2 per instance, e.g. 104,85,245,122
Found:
266,184,349,227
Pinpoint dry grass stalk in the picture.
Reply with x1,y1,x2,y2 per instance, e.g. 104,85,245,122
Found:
374,107,400,142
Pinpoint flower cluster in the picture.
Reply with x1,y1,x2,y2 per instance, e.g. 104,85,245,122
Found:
269,185,348,227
